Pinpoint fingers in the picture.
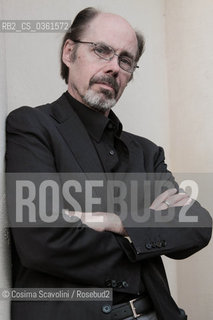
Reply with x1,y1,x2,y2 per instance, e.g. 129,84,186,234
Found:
150,188,177,210
63,210,83,220
165,192,189,206
63,210,111,232
150,188,191,211
172,197,192,207
83,212,123,234
63,211,124,234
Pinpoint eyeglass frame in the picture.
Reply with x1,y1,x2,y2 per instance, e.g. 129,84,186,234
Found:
71,39,139,74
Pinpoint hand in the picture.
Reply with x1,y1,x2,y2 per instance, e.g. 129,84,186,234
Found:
149,188,192,211
64,210,127,236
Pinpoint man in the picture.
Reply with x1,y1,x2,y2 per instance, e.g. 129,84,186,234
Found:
6,7,212,320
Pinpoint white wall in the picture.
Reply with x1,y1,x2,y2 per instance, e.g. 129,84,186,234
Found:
166,1,213,319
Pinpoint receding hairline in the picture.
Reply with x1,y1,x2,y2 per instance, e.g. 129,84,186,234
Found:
80,11,138,41
60,7,145,83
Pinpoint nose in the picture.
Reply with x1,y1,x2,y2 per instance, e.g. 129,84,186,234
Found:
103,55,120,77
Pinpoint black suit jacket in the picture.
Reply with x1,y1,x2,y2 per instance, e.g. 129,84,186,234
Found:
6,93,212,320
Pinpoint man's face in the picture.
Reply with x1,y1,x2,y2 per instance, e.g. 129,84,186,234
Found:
63,13,138,113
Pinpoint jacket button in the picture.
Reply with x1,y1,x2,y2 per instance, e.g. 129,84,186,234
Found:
162,240,167,247
145,242,152,250
105,280,111,287
111,280,117,288
156,241,162,248
117,281,123,288
151,242,156,248
109,150,115,156
122,281,128,288
102,304,112,314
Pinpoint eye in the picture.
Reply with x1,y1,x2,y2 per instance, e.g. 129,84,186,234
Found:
95,44,112,57
119,56,133,67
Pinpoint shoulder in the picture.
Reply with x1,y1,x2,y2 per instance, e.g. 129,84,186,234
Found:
6,105,54,144
6,93,67,130
7,103,49,123
6,92,74,130
6,97,62,148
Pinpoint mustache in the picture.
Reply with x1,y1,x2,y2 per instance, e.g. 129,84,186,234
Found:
89,75,119,96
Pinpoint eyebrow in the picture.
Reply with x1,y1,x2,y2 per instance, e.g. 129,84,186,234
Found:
119,50,135,60
97,42,135,60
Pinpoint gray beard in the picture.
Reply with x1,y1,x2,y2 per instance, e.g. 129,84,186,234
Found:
82,89,116,113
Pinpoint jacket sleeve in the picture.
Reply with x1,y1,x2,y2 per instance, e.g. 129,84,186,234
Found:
116,144,212,262
6,107,142,293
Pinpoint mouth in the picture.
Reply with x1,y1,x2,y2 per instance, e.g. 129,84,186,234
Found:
89,76,119,97
95,82,114,91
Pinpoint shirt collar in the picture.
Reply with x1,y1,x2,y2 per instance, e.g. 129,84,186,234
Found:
65,91,122,142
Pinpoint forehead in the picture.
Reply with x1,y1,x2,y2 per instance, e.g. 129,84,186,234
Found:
82,13,138,57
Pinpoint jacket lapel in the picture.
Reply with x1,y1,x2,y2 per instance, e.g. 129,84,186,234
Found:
50,93,104,173
121,132,146,172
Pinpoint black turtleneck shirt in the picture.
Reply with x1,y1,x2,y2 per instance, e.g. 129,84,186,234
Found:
65,91,130,173
65,91,144,304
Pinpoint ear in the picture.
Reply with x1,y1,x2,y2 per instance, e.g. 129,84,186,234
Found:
62,39,75,68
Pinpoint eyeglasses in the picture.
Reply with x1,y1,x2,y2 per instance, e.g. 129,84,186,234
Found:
72,40,139,73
